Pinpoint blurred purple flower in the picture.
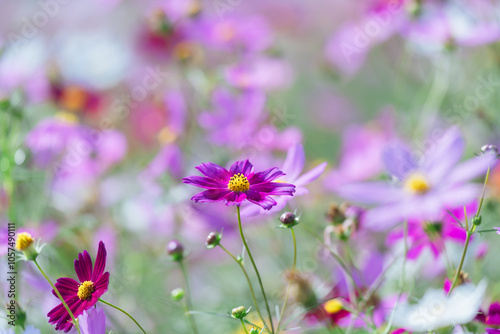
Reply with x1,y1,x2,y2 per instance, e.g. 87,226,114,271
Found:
387,203,475,260
78,307,106,334
183,159,295,209
241,144,326,216
224,57,294,91
338,127,497,230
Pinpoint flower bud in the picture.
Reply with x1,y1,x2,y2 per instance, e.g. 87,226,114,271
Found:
205,232,221,249
481,144,499,155
231,306,250,319
16,232,39,261
280,212,296,225
167,239,184,261
171,288,185,302
472,215,482,226
249,328,259,334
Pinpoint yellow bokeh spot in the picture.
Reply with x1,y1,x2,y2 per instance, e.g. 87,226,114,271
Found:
77,281,95,301
158,127,177,145
55,111,78,124
323,299,343,314
404,173,430,194
228,173,250,192
16,232,34,251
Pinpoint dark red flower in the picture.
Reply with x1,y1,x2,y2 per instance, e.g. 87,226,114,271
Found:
47,241,109,332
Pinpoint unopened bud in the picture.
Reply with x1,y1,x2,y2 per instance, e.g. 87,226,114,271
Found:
280,212,296,225
205,232,221,249
472,215,482,226
231,306,249,319
171,288,185,302
481,144,499,155
167,239,184,261
249,328,259,334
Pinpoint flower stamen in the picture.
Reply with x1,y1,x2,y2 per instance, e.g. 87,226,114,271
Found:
323,299,343,315
404,173,430,194
77,281,95,301
228,173,250,192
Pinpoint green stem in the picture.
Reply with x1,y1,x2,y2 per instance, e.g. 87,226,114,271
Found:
34,260,81,334
179,261,199,334
240,319,250,334
236,206,274,334
99,298,147,334
276,227,297,333
448,230,473,296
219,244,267,331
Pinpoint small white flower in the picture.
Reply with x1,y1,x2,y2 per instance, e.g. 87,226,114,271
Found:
393,280,487,331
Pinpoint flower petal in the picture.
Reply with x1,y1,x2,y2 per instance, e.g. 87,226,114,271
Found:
336,181,405,204
382,142,417,179
230,159,254,177
294,162,327,186
249,182,295,196
445,152,498,185
192,189,232,202
53,277,79,299
74,250,93,282
249,167,285,184
92,241,107,282
182,176,228,189
282,144,305,181
195,162,231,182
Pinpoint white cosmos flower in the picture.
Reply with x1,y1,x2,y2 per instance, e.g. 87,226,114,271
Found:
393,280,487,332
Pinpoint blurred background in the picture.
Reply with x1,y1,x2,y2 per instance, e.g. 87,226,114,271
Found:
1,0,500,332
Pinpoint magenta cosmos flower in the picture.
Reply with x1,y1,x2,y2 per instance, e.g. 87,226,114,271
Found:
48,241,109,332
182,159,295,210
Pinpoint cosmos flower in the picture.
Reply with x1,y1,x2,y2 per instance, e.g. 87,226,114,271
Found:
392,280,487,331
182,159,295,209
241,143,326,216
338,127,497,230
47,242,109,332
78,307,106,334
477,302,500,326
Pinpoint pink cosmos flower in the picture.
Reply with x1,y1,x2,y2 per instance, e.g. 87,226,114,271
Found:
78,307,106,334
338,127,497,230
47,242,109,332
182,159,295,209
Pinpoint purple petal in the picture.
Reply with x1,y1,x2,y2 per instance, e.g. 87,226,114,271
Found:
53,277,79,298
445,153,498,185
422,127,465,183
182,175,228,189
75,250,93,282
229,159,254,177
224,191,247,204
192,189,232,202
337,181,405,204
282,144,305,181
248,167,285,184
382,142,417,179
246,190,278,210
92,241,107,282
195,162,231,183
249,182,295,196
294,162,327,186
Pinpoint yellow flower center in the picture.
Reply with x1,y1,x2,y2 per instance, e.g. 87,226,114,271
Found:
324,299,343,314
404,173,430,194
77,281,95,301
228,173,250,192
157,127,177,145
16,232,34,251
61,86,88,111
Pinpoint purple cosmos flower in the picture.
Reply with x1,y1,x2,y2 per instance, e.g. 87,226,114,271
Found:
241,144,327,216
182,159,295,210
48,242,109,332
338,127,497,230
494,227,500,235
78,307,106,334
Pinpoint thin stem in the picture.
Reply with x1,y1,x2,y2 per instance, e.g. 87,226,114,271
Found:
34,260,81,334
179,261,199,334
99,298,147,334
447,230,473,296
236,206,275,334
476,166,491,217
219,244,267,330
240,319,250,334
276,227,297,333
382,220,408,334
